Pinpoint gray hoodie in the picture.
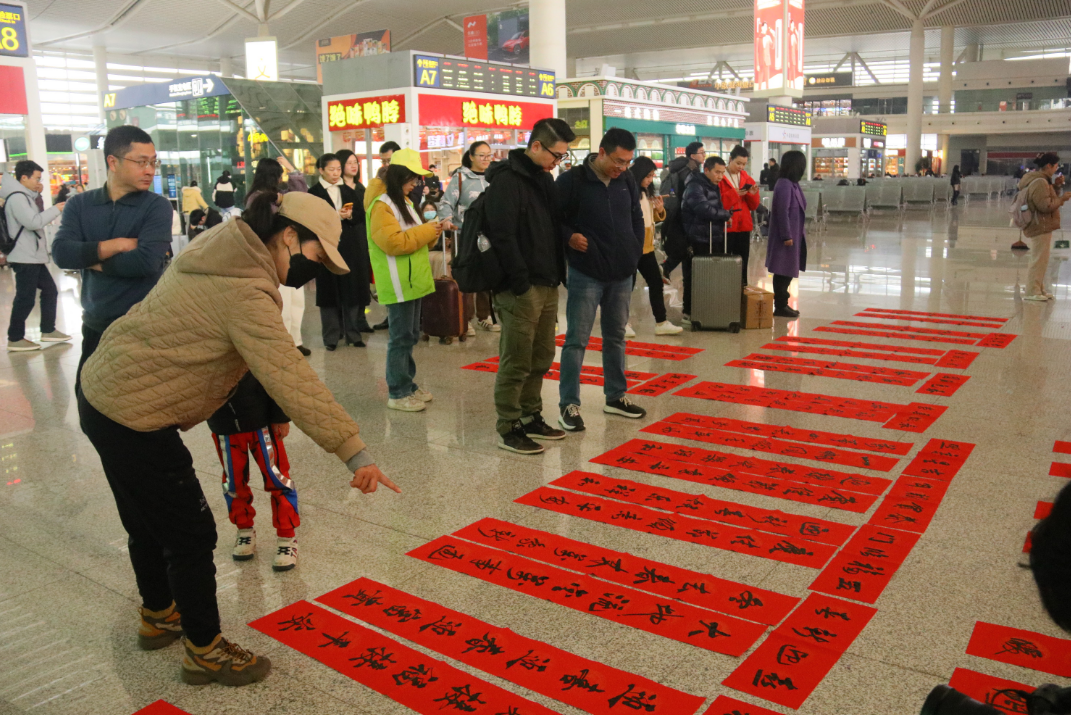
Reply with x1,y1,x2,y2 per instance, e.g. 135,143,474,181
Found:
1,173,62,264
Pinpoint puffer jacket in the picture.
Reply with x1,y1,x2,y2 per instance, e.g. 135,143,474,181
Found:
364,177,439,305
80,219,366,464
1020,171,1064,238
436,166,488,231
681,170,731,249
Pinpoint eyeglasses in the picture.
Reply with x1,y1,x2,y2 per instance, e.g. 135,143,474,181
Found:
610,157,631,169
120,157,162,170
473,153,493,160
544,147,568,165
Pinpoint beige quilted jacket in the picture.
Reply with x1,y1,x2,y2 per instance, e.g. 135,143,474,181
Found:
81,219,365,463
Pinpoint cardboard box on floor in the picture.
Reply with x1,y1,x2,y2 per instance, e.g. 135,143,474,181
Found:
741,287,774,329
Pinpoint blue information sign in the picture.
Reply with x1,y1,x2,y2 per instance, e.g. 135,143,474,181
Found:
0,3,29,58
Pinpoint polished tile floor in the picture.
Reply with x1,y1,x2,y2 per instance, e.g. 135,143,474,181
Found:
1,202,1068,715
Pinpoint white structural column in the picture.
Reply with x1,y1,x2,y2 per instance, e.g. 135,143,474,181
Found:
93,45,109,122
220,57,234,78
905,17,925,174
937,25,954,172
529,0,567,79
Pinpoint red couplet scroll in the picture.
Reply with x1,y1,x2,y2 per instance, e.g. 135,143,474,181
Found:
965,622,1071,678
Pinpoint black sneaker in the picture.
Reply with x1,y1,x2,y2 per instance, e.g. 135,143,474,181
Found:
498,421,545,454
604,396,646,419
773,307,800,318
559,404,586,432
523,413,566,441
373,318,390,330
296,345,311,357
357,320,375,333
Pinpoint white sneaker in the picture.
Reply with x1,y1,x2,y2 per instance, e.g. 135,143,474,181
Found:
477,318,500,332
466,325,476,337
655,321,684,335
232,529,256,561
388,395,427,411
273,537,297,572
1024,294,1049,302
412,387,434,403
624,323,636,338
1044,292,1055,300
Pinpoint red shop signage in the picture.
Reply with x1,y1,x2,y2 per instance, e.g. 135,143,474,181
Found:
0,66,27,115
327,94,406,131
419,93,553,130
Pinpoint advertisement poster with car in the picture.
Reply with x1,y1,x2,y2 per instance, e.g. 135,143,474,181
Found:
315,30,391,83
463,10,529,64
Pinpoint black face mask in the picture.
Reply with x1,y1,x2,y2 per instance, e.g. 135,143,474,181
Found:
284,246,320,288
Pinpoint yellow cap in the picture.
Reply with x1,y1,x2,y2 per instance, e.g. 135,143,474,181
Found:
389,147,432,177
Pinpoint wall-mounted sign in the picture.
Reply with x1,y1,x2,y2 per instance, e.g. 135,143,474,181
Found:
327,94,406,131
73,136,91,152
414,54,554,98
0,64,27,114
106,75,229,111
675,123,696,135
821,136,845,148
767,105,811,126
419,94,553,130
0,3,29,58
314,30,391,84
805,72,852,87
679,79,754,92
245,38,278,81
753,0,805,99
860,120,887,136
462,9,528,63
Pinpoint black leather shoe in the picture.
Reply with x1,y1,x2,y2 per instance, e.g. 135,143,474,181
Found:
373,318,389,330
773,307,800,318
296,345,311,357
357,321,375,333
347,339,366,348
325,344,337,351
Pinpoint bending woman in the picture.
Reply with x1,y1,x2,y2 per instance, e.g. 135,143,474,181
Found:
77,191,398,687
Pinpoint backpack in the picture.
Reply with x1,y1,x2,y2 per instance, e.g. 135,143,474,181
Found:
0,193,29,255
1009,178,1046,229
452,190,504,293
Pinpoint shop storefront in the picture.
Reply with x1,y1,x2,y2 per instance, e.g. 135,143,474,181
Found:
104,75,324,211
322,51,556,180
745,105,812,177
555,78,748,175
809,117,886,180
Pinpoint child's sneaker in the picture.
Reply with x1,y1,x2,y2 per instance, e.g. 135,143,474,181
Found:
137,602,184,650
181,635,272,686
232,528,256,561
273,537,297,572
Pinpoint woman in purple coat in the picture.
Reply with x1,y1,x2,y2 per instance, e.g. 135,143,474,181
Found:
766,150,808,319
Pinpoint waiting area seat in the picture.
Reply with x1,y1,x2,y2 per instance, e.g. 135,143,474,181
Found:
866,183,903,215
821,185,868,222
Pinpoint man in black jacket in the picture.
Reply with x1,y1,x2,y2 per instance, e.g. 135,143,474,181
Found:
680,156,732,323
483,117,575,455
556,127,647,432
659,141,706,277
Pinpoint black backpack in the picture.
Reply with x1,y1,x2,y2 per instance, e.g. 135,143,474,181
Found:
0,193,29,255
452,190,504,293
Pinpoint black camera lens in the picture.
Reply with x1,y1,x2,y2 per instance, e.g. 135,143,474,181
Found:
921,685,1004,715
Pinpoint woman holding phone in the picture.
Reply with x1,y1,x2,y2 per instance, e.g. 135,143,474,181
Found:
766,149,808,319
719,145,762,286
310,152,371,348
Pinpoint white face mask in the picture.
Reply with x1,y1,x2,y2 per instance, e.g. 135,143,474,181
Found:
423,210,437,221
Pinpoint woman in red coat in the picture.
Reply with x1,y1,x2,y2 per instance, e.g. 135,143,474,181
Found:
719,145,762,285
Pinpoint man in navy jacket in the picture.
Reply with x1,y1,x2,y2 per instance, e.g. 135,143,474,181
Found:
556,127,647,431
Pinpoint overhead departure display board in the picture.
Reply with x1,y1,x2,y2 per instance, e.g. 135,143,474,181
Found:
414,55,555,98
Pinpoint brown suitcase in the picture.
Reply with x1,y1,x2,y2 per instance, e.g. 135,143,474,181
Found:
421,248,468,344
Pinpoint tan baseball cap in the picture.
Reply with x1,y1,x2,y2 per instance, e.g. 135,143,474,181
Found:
277,191,350,275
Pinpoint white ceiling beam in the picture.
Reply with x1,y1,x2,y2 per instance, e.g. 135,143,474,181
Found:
254,0,270,21
393,17,451,48
267,0,307,22
924,0,971,21
36,0,149,46
130,12,243,54
879,0,918,20
204,0,261,24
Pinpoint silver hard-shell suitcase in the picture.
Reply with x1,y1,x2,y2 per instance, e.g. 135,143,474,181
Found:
690,222,742,333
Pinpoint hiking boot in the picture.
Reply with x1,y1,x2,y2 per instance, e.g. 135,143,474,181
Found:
523,413,566,441
181,635,272,686
498,421,544,454
604,396,646,419
272,537,297,572
39,330,72,343
388,395,426,412
137,602,184,650
559,404,585,432
6,339,41,352
232,529,256,561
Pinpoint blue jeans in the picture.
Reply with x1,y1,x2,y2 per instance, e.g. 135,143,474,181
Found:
386,300,422,399
559,267,632,409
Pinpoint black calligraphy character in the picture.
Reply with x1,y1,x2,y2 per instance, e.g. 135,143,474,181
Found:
560,668,606,693
895,501,925,514
418,615,461,636
589,593,631,612
986,688,1031,713
507,568,548,587
616,455,638,465
769,540,815,557
579,476,601,487
793,627,837,643
553,548,587,562
859,547,889,559
613,511,643,521
713,507,745,519
815,606,851,621
647,517,677,532
678,496,704,511
689,620,731,639
392,663,438,688
686,528,719,541
818,490,858,505
730,590,764,610
463,632,505,656
633,566,674,586
649,460,672,471
644,493,672,503
576,501,602,512
731,534,759,549
587,556,627,572
477,527,515,542
776,643,810,665
843,560,886,576
784,485,815,497
996,638,1044,659
349,645,397,670
624,603,682,626
678,581,710,595
752,669,799,691
319,631,350,648
470,557,504,575
433,683,487,712
517,537,545,549
539,494,568,505
868,531,898,544
884,513,918,525
799,521,829,537
427,544,464,561
607,684,658,711
505,649,550,672
552,582,590,599
277,612,315,631
382,604,423,623
678,467,703,476
836,577,863,593
606,484,636,497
